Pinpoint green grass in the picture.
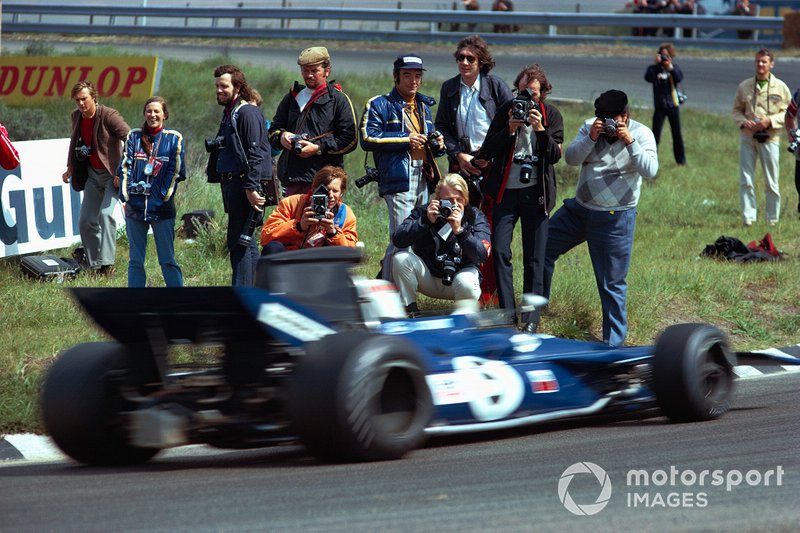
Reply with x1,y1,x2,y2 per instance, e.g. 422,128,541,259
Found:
1,44,799,434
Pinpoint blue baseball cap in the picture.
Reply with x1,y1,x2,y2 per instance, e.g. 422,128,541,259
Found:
393,54,426,71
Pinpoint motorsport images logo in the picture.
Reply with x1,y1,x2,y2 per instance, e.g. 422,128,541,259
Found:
558,462,785,515
558,462,612,516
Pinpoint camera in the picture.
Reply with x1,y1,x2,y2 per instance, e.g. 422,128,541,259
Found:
788,129,800,153
311,185,328,219
204,136,226,153
355,165,380,188
511,88,538,124
659,53,670,63
237,179,274,247
75,142,92,162
438,199,455,219
290,133,310,154
427,130,444,153
603,118,619,137
129,180,152,196
436,241,462,287
513,154,538,184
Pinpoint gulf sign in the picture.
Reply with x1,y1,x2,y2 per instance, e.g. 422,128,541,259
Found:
1,138,125,258
0,56,162,105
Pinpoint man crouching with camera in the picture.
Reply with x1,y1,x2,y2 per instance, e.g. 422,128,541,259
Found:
260,165,358,253
392,174,491,316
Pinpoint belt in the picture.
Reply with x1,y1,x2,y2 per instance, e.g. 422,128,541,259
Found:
220,171,246,181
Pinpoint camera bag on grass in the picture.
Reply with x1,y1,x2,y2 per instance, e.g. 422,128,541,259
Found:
20,255,82,282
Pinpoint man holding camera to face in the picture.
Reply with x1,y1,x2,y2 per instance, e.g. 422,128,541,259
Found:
62,80,130,275
206,64,271,286
543,89,658,347
268,46,358,197
260,165,357,253
732,48,790,227
480,64,564,333
360,54,445,283
392,174,490,317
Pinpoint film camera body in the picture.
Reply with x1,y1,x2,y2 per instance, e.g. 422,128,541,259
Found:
427,130,444,153
355,166,380,188
436,240,462,287
204,135,226,153
311,184,329,219
788,129,800,153
603,118,619,137
511,88,538,125
75,140,92,161
513,154,539,185
290,133,311,154
438,199,455,219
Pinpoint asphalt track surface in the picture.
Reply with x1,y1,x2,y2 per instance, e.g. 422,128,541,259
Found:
4,39,800,115
0,372,797,531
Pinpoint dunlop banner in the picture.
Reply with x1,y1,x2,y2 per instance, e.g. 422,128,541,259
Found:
0,56,162,105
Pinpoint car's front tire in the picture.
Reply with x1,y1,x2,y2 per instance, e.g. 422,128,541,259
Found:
290,332,433,462
652,323,735,422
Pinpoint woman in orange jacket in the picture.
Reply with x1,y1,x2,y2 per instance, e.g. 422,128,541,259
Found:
261,165,357,253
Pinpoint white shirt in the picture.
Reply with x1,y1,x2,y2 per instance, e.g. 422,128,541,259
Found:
456,75,491,153
295,86,313,112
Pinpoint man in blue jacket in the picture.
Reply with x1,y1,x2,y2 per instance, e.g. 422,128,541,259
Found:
360,54,444,282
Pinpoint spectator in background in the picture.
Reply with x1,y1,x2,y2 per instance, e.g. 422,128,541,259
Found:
268,46,357,197
732,48,791,227
644,42,686,165
118,96,186,288
206,64,271,286
631,0,668,37
0,123,20,170
732,0,756,40
451,0,480,33
359,54,444,283
392,174,490,317
62,80,130,276
435,35,512,305
480,64,564,333
784,88,800,216
543,90,658,347
492,0,519,33
260,165,357,253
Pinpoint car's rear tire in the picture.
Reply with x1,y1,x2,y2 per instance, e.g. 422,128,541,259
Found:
290,332,433,462
41,342,159,466
652,323,735,422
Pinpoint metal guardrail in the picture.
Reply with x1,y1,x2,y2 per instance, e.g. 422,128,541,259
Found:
1,4,785,48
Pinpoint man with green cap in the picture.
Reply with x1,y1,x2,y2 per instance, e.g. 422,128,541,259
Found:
542,89,659,347
269,46,358,196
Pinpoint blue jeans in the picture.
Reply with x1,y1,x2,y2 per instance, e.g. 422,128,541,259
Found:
222,177,261,286
126,217,183,287
543,198,637,346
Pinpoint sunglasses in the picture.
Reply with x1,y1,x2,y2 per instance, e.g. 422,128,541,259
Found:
456,54,477,64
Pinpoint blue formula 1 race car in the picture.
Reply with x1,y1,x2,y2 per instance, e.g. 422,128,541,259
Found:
40,247,799,465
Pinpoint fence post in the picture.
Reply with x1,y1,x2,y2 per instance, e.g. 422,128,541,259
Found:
396,2,401,32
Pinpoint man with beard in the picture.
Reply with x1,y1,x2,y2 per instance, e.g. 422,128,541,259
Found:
542,90,658,347
206,64,271,286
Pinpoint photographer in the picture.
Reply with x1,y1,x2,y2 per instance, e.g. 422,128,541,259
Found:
783,87,800,215
118,96,186,287
61,80,130,275
392,174,490,317
644,42,686,165
268,46,357,197
359,54,444,283
206,64,272,286
260,165,357,253
543,89,658,347
732,48,790,227
480,64,563,333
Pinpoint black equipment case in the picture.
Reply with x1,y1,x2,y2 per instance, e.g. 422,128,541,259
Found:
21,255,82,282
